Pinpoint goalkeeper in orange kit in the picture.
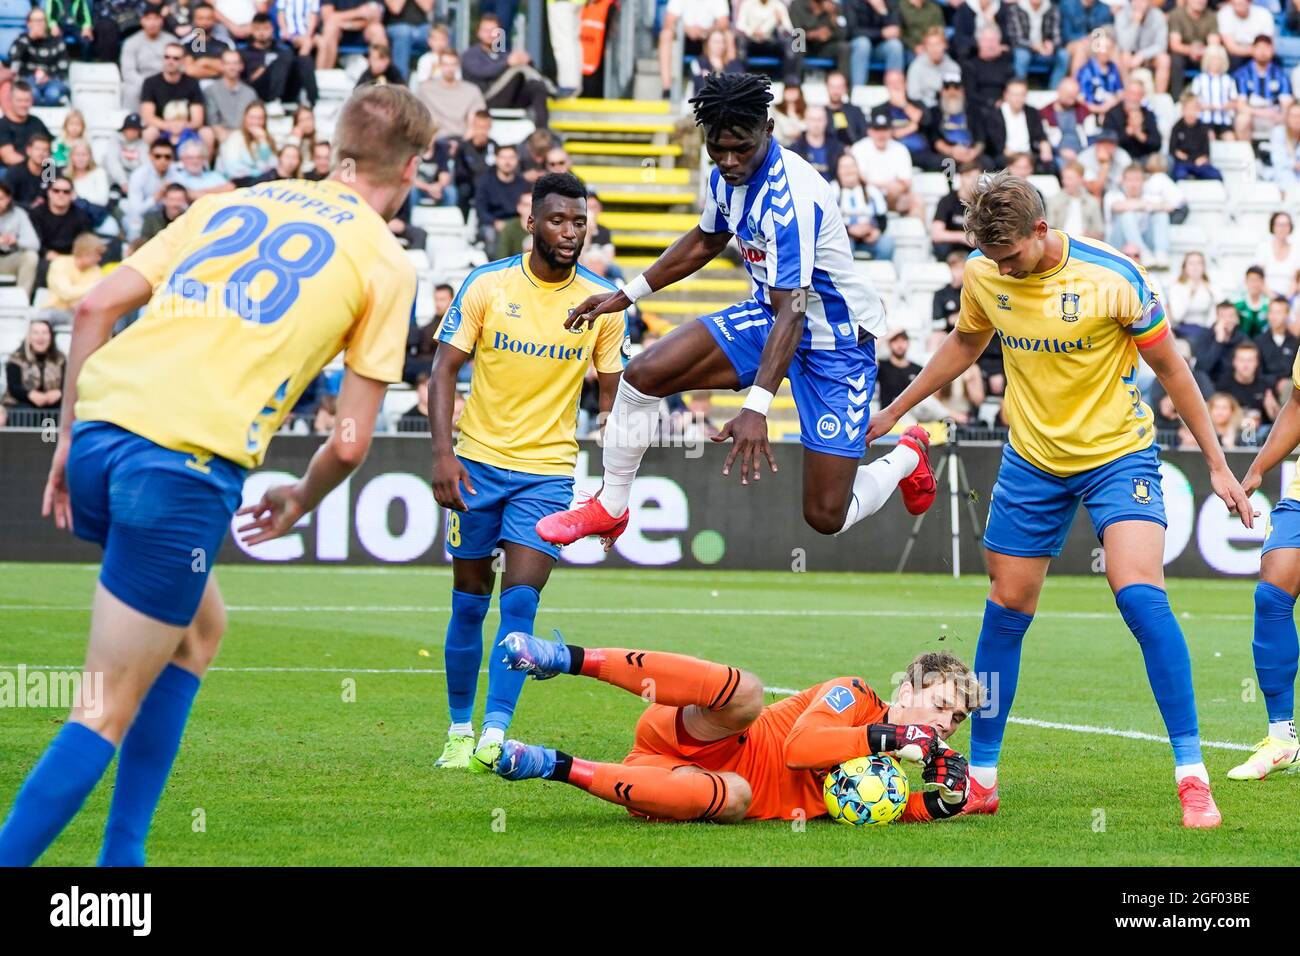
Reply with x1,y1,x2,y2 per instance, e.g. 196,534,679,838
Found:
493,633,983,824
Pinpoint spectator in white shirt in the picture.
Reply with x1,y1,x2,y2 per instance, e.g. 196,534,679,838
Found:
1217,0,1273,69
659,0,733,97
1167,250,1219,347
1255,211,1300,298
1104,162,1173,267
851,111,920,216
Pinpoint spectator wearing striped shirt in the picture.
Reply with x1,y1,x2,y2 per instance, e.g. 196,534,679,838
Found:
1191,43,1237,136
1075,27,1122,116
278,0,321,58
1232,34,1293,142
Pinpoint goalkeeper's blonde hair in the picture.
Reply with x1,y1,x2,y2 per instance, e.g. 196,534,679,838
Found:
962,170,1046,249
904,651,987,713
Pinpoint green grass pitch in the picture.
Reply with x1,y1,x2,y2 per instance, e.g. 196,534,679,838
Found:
0,562,1292,866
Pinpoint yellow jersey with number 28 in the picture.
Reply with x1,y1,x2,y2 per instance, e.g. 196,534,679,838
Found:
76,178,416,469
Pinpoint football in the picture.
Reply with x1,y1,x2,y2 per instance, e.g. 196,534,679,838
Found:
823,755,910,827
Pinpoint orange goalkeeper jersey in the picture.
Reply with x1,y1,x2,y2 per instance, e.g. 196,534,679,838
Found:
627,676,938,822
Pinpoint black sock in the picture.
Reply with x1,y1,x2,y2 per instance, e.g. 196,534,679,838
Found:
566,645,585,675
551,751,573,782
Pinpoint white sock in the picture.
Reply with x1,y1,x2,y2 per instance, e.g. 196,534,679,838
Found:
969,764,997,789
1175,762,1209,784
449,722,473,738
478,727,505,748
836,444,920,534
597,379,660,518
1269,719,1297,742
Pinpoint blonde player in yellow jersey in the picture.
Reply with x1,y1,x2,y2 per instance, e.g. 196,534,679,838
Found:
427,172,627,773
867,171,1256,829
1232,349,1300,780
0,86,435,867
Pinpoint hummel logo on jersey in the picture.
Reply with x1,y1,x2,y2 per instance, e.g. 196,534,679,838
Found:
996,294,1011,311
507,302,522,318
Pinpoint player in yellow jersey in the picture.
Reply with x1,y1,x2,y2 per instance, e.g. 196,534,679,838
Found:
0,86,435,867
427,172,627,772
866,171,1255,829
1231,346,1300,780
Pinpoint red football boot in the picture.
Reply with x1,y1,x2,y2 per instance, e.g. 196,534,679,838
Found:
1177,777,1222,829
963,776,1000,816
896,425,937,515
535,495,630,552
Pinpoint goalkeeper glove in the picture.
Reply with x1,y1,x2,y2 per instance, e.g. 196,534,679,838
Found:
922,748,970,816
865,722,941,763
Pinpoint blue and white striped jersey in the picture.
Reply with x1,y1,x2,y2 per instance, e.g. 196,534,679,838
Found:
698,139,887,351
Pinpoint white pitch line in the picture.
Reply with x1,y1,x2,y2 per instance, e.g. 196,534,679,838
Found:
0,603,1256,621
1,667,1253,753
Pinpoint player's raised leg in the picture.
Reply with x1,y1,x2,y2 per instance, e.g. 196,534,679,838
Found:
1229,516,1300,780
436,555,494,769
98,575,228,866
1103,519,1220,827
537,319,740,547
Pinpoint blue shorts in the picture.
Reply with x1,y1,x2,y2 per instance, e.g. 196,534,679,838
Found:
984,443,1166,558
446,456,574,561
67,421,246,627
700,299,876,459
1262,498,1300,555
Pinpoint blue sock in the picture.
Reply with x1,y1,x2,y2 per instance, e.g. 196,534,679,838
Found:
969,599,1034,768
98,663,201,867
1253,582,1299,724
0,722,116,866
483,585,539,733
1115,583,1202,766
445,589,491,726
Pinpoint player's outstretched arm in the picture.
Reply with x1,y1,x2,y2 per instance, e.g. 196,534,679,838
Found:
43,266,155,530
236,369,387,546
865,327,992,444
1145,332,1255,529
428,342,475,512
1244,385,1300,496
565,226,732,331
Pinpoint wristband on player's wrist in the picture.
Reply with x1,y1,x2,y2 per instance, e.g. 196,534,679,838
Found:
742,386,774,417
865,722,900,755
619,274,652,304
922,788,965,818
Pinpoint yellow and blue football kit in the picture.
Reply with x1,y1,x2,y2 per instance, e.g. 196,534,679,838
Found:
67,178,415,624
962,233,1209,790
434,252,626,741
958,231,1171,557
436,252,627,561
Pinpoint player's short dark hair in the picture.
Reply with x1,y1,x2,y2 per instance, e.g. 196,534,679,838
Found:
435,283,454,296
1216,299,1237,312
690,72,773,136
1234,340,1261,356
251,11,272,24
1247,265,1266,279
532,171,586,212
497,143,518,156
26,131,51,148
10,79,31,96
163,182,189,197
904,651,986,714
193,2,215,13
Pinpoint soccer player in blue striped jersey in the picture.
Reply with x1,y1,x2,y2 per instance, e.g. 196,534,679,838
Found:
868,171,1255,828
538,72,937,553
0,86,435,865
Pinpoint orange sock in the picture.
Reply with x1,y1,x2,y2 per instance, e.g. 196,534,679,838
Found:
564,759,732,821
578,648,742,710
